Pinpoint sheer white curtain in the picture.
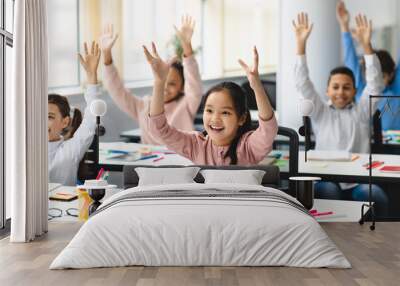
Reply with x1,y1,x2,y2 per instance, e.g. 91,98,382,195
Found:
7,0,48,242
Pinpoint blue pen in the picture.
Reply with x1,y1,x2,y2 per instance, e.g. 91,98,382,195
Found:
136,154,158,161
108,149,130,155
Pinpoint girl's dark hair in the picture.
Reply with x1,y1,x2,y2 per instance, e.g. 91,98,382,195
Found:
202,81,252,165
376,50,396,85
48,94,82,138
327,66,356,88
170,61,185,101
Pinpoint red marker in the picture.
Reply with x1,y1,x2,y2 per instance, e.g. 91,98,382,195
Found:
96,168,105,180
312,211,333,217
153,156,165,162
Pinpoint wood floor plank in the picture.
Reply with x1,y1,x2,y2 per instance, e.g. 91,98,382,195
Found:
0,222,399,286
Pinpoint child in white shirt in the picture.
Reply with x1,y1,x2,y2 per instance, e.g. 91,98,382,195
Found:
293,13,388,216
48,42,101,186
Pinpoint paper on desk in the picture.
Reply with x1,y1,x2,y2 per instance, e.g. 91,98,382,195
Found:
304,161,328,168
308,150,352,161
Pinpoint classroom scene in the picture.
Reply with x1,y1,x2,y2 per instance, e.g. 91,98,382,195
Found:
2,0,400,285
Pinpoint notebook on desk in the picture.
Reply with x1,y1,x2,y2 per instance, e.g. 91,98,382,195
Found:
307,150,353,162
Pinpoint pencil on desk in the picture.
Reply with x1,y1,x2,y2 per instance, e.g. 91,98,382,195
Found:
153,156,165,162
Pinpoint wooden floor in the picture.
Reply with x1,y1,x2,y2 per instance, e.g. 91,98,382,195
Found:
0,222,399,286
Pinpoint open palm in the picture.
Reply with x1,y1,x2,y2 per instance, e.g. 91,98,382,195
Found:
336,1,350,26
292,12,313,43
143,42,170,82
238,47,260,89
78,41,101,75
100,24,118,53
174,15,195,46
353,14,372,47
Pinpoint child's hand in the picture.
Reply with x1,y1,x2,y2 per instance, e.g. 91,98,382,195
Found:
78,41,101,84
336,1,350,32
100,24,119,65
292,12,313,55
239,47,274,121
353,14,373,55
238,46,261,90
174,15,195,57
143,42,170,82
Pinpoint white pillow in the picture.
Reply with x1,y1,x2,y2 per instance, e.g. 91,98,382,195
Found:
200,169,266,185
135,167,200,186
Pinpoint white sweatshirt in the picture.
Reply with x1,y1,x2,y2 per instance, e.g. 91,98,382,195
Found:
48,85,100,186
294,54,384,153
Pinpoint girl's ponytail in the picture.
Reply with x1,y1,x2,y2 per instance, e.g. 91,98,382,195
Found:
68,108,83,138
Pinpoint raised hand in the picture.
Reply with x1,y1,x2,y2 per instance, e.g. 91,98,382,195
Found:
293,12,313,46
174,15,195,57
238,46,261,90
353,14,373,54
143,42,170,82
239,46,274,121
100,24,119,65
336,1,350,32
78,41,101,84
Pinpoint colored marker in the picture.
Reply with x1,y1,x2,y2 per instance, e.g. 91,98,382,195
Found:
153,156,165,162
312,211,333,217
135,154,158,161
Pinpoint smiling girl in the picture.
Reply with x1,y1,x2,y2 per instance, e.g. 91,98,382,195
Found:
144,43,278,165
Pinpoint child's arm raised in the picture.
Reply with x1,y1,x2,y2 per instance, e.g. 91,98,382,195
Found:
337,1,364,100
355,15,385,121
336,1,350,33
100,24,118,66
78,41,101,84
236,47,278,164
293,12,325,120
175,15,203,118
144,42,200,161
238,47,273,121
144,42,170,116
174,15,195,57
100,24,144,121
66,42,101,160
293,12,313,56
352,14,373,55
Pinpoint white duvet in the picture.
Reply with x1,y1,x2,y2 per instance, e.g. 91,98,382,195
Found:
50,183,351,269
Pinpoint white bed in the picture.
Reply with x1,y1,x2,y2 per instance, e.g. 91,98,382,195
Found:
50,183,351,269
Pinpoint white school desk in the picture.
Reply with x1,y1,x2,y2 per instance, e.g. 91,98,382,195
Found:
296,151,400,184
99,142,193,171
99,142,400,183
48,186,364,223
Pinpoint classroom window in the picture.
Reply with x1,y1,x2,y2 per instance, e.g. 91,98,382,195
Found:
122,0,203,84
47,0,279,91
47,0,79,89
222,0,278,76
48,0,203,90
